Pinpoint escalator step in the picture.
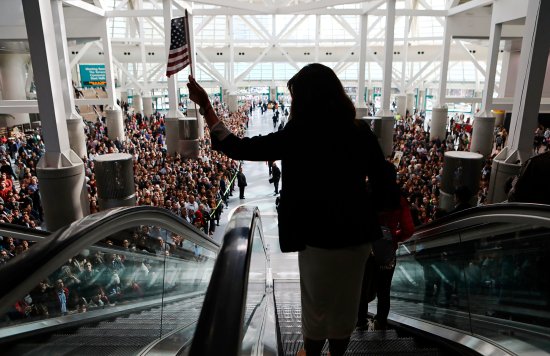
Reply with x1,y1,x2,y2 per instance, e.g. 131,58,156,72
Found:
351,329,400,340
282,340,440,356
45,335,155,345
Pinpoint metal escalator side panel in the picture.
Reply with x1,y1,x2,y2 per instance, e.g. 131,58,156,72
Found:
391,202,550,355
190,205,273,356
0,206,219,339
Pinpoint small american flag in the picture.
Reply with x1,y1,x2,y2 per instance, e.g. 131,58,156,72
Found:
166,16,191,77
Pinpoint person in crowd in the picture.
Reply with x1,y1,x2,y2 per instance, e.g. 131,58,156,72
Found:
187,63,396,356
271,161,281,195
451,185,473,213
236,166,247,199
357,162,414,331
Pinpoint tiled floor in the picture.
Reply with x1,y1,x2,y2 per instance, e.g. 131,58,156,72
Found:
211,107,299,280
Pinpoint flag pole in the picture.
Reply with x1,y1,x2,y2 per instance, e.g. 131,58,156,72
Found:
184,10,200,117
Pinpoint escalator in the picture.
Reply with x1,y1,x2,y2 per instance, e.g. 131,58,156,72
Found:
1,203,550,355
0,206,219,355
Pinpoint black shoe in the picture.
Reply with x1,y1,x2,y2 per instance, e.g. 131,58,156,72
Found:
240,197,245,199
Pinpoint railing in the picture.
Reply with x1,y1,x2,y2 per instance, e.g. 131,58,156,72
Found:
0,206,219,352
389,203,550,355
189,205,277,356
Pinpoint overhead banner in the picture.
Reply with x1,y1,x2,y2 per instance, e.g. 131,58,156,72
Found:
79,64,106,87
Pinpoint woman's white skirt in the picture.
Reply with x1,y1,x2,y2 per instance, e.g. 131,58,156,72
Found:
298,243,371,340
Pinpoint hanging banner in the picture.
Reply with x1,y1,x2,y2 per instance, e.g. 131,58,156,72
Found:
79,64,106,87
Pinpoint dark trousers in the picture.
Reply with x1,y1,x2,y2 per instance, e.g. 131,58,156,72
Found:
357,257,395,326
375,266,395,324
273,180,279,194
239,186,245,199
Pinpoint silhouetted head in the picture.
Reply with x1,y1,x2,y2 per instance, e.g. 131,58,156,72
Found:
287,63,355,124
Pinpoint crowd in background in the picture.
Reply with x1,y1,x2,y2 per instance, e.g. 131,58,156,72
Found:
1,96,549,320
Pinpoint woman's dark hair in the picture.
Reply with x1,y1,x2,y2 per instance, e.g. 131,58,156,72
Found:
287,63,355,124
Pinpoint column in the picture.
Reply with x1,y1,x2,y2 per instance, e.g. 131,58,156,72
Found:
181,108,199,158
504,0,550,162
227,94,239,113
120,90,128,105
430,107,448,141
474,90,483,113
365,117,394,158
23,0,88,231
418,89,426,111
494,110,505,127
376,0,396,117
470,116,496,157
270,87,277,102
488,0,550,203
143,95,153,117
395,95,406,117
51,0,86,159
487,147,521,203
406,93,414,116
163,0,185,158
94,153,136,209
105,108,125,141
439,151,483,212
66,120,86,159
437,22,452,108
480,22,502,114
356,13,368,119
0,54,31,126
133,93,143,114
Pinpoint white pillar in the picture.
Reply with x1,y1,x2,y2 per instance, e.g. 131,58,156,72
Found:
487,147,521,203
66,119,87,159
23,0,88,230
94,153,136,209
270,87,277,101
430,107,448,141
437,23,452,108
470,116,496,157
406,93,414,115
105,108,125,141
163,0,185,158
474,90,482,113
181,108,199,158
133,94,143,114
227,94,239,113
0,54,31,126
395,95,406,117
121,90,128,104
505,0,550,163
356,13,368,113
439,151,483,211
418,89,426,111
494,110,505,127
143,96,153,117
377,0,396,117
480,22,502,114
51,0,86,159
368,116,394,158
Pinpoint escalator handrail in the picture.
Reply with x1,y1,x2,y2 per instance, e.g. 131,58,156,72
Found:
410,202,550,240
0,222,50,242
189,205,267,356
0,206,220,317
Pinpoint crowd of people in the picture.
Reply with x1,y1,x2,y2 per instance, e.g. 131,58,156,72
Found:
2,77,550,349
1,98,254,320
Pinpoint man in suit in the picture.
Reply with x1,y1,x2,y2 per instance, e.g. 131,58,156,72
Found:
237,166,247,199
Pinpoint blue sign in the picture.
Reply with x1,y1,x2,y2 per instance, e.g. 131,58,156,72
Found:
79,64,106,87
